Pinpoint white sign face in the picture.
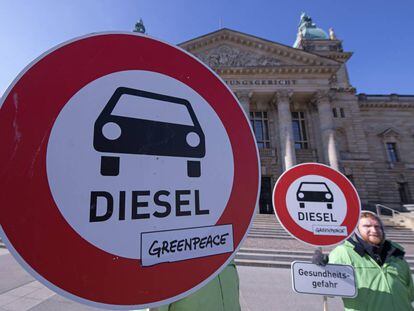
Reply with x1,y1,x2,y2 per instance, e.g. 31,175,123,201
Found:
46,70,234,260
291,261,357,297
286,175,347,234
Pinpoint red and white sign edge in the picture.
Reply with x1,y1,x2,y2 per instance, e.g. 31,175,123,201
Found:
0,31,261,309
272,163,361,247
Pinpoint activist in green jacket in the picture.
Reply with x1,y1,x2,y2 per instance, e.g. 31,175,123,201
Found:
157,261,240,311
328,212,414,311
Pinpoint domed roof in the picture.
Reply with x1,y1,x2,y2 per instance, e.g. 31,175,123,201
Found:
301,26,328,40
293,13,328,47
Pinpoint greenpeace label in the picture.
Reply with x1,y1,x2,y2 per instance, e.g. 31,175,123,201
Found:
141,224,234,266
313,225,348,236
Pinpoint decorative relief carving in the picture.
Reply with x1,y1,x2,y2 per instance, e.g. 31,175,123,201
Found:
194,44,283,68
313,90,330,102
236,91,251,104
270,90,293,109
276,90,293,102
236,91,252,110
312,89,336,103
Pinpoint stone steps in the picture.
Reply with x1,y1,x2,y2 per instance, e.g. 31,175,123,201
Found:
248,214,414,244
250,227,414,232
240,214,414,270
250,225,414,232
235,248,414,272
249,231,414,238
248,233,414,244
250,229,414,238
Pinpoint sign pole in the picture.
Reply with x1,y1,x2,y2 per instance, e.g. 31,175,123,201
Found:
318,246,329,311
323,295,328,311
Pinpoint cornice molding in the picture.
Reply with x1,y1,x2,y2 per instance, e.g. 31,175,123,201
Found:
330,87,357,94
323,52,353,62
359,101,414,109
214,65,339,75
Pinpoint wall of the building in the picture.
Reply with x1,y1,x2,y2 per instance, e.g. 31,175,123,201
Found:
234,91,414,211
359,95,414,208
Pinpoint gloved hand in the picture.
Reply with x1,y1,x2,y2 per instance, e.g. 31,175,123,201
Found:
312,249,329,266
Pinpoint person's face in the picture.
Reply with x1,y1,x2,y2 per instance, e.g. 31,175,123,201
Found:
358,217,384,245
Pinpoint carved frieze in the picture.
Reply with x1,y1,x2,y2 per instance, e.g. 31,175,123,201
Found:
193,44,283,68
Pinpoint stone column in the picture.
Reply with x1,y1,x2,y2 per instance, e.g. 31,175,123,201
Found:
315,90,340,170
274,90,296,170
235,91,251,115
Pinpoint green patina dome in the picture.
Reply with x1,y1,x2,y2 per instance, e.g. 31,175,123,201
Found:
301,26,328,40
293,13,328,47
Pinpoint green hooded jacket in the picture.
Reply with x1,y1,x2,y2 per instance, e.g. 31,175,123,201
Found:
157,261,240,311
329,240,414,310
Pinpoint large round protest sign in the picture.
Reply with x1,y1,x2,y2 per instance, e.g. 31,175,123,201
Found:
0,32,260,309
273,163,360,246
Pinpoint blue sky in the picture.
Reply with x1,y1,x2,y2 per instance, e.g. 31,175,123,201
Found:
1,0,413,95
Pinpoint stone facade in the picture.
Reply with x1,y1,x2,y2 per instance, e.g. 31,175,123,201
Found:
179,28,414,212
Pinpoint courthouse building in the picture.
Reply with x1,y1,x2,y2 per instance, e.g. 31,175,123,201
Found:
177,14,414,213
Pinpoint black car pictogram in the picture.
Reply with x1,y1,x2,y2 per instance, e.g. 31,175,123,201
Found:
93,87,205,177
296,182,334,209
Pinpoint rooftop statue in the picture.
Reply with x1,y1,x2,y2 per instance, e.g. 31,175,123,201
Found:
329,28,337,40
299,12,317,30
133,18,146,34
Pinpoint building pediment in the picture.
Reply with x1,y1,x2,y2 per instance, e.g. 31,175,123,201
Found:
179,28,340,72
378,127,400,139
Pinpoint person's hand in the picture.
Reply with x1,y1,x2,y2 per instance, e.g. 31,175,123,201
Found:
312,249,329,266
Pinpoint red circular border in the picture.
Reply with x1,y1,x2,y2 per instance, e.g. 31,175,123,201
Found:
0,33,259,306
273,163,360,246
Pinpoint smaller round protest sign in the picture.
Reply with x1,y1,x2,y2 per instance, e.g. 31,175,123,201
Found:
272,163,360,246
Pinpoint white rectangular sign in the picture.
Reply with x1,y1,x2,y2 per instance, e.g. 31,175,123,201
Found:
140,224,234,266
312,225,348,236
291,261,357,297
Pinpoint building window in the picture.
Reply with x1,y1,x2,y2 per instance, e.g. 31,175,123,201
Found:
386,142,399,162
292,111,309,149
398,182,411,204
250,111,270,148
340,108,345,118
259,177,273,214
332,108,338,118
